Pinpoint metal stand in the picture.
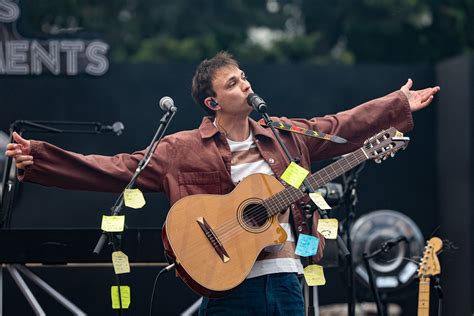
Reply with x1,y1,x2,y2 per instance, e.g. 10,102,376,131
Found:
433,276,443,316
303,282,319,316
0,120,124,315
361,236,408,316
1,264,86,315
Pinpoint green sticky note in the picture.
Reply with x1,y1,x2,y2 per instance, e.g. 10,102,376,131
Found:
280,162,309,189
111,285,130,309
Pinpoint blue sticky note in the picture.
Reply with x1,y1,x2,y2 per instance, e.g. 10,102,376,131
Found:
295,234,319,257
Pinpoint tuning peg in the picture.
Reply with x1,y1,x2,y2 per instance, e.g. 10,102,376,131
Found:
390,152,396,157
375,158,382,164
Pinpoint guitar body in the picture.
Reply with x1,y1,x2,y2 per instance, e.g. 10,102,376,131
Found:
162,127,409,297
163,173,288,297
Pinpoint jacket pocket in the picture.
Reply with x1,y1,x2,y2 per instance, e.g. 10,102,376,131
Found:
178,171,221,197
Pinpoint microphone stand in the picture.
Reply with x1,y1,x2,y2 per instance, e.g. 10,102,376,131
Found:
342,162,365,316
257,110,350,316
362,237,408,316
0,119,122,316
1,120,123,229
93,108,177,255
433,276,443,316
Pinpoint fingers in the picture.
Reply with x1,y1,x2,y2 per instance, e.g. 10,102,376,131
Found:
14,155,34,170
401,78,413,91
418,86,441,102
16,160,34,169
419,95,434,109
10,132,31,155
12,132,29,146
5,143,28,157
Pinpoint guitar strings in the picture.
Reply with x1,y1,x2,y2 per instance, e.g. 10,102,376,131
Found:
210,151,365,239
174,152,365,261
175,152,366,261
209,151,366,241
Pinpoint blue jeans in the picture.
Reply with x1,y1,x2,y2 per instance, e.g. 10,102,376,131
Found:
199,273,304,316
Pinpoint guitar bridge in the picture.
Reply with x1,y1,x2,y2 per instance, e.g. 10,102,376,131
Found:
197,217,230,263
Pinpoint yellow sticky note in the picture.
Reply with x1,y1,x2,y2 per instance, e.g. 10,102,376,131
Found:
111,286,130,309
124,188,146,209
317,218,338,240
280,162,310,189
101,215,125,232
304,264,326,286
112,251,130,274
309,192,331,210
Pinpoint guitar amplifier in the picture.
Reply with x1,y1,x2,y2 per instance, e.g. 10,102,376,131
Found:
0,228,166,264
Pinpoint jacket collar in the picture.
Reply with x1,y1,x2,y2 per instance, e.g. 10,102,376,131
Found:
198,116,274,139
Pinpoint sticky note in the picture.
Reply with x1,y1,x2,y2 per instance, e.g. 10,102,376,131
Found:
304,264,326,286
317,218,339,240
280,162,309,189
124,188,146,209
309,192,331,210
101,215,125,232
112,251,130,274
111,286,130,309
295,234,319,257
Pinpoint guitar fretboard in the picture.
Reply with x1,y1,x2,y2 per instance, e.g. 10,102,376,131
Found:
263,148,368,216
417,279,431,316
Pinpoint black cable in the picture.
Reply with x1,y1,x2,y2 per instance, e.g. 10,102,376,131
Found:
149,264,175,316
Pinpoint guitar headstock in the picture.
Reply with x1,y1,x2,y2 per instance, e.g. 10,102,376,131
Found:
418,237,443,280
362,127,410,163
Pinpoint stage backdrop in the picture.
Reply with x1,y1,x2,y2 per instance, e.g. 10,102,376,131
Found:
0,62,442,315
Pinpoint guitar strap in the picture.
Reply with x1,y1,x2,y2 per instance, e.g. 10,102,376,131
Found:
259,120,348,144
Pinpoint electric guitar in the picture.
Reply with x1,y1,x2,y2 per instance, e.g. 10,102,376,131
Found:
417,237,443,316
163,127,409,297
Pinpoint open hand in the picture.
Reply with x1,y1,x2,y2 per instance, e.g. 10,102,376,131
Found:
5,132,33,170
400,79,440,112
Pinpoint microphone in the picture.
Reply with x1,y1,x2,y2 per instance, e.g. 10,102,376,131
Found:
159,96,177,112
246,93,267,113
100,121,125,136
381,236,408,252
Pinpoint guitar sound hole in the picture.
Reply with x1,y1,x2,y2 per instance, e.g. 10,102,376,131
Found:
242,203,268,228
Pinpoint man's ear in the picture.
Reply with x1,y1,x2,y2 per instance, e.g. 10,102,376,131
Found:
204,97,220,111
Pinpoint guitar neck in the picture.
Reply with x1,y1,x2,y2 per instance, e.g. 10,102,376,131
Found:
417,278,431,316
264,148,368,216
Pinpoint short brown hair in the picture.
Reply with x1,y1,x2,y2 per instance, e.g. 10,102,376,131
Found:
191,51,239,116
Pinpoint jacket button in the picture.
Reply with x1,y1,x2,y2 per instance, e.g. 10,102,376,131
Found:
268,158,275,164
297,226,303,232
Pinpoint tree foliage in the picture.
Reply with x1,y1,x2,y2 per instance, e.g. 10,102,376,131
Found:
16,0,474,64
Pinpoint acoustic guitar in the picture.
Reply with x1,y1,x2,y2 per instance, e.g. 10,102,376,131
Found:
163,127,409,297
417,237,443,316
